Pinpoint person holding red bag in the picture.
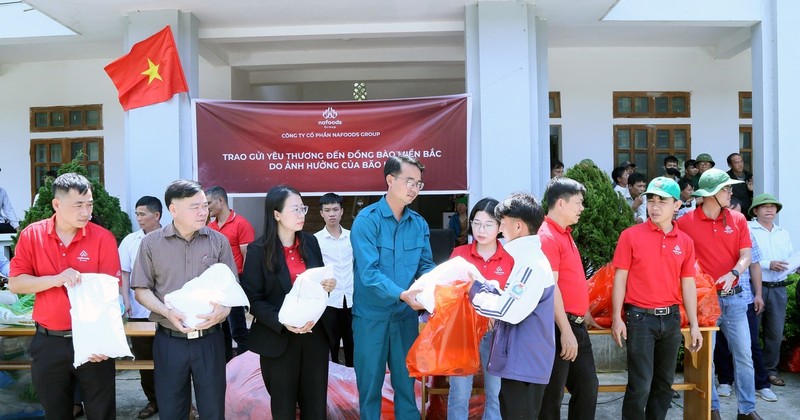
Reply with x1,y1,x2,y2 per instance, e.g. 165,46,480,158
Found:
447,197,513,420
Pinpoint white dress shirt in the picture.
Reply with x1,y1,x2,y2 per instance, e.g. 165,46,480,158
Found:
118,229,151,318
314,226,354,308
749,220,794,282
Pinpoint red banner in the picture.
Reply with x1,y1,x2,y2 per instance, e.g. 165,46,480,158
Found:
194,95,469,194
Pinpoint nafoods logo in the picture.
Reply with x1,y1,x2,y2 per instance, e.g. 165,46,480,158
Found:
318,106,342,129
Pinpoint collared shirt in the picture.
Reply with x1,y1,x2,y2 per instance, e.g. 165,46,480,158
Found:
283,237,306,284
315,226,354,308
450,240,513,289
118,229,152,318
130,223,236,330
538,217,589,315
351,196,435,321
208,210,255,274
614,184,631,200
748,220,794,282
0,187,19,228
739,233,763,305
613,219,696,308
10,215,121,330
677,207,751,290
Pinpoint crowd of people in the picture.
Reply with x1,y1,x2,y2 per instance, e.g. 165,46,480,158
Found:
4,151,794,420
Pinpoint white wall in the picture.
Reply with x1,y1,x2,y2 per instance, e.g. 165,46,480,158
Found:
0,58,125,217
549,47,752,175
199,57,232,100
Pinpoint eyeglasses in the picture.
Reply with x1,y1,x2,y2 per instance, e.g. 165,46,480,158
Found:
721,186,733,193
285,205,309,215
393,175,424,190
471,220,498,231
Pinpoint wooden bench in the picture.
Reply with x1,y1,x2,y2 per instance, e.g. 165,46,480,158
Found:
0,321,156,370
420,326,717,420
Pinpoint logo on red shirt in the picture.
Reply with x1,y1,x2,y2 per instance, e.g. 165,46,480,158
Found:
494,266,505,277
77,250,90,263
724,225,734,234
672,245,682,256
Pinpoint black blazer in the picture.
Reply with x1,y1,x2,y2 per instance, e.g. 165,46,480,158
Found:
241,231,334,358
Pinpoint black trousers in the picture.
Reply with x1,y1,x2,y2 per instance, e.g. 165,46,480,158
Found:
228,305,249,353
29,332,116,420
153,327,226,420
500,378,547,419
540,321,599,420
129,318,157,404
325,301,354,367
260,329,329,420
0,222,15,233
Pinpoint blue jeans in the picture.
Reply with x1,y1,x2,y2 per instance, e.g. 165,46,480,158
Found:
711,293,755,414
447,330,501,420
714,303,771,390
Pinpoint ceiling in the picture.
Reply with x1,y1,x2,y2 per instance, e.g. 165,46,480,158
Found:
0,0,756,85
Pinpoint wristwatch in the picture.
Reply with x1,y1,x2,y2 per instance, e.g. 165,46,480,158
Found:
731,269,740,278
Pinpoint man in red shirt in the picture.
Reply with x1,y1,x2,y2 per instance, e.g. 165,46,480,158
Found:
206,186,255,357
539,177,599,420
9,173,121,419
677,168,759,420
612,177,703,419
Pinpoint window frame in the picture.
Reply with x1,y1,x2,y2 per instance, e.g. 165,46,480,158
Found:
30,104,103,133
739,125,753,173
738,92,752,119
613,124,692,179
549,92,561,118
613,91,691,118
30,137,104,200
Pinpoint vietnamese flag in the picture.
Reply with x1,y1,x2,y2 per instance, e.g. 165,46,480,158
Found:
104,26,189,111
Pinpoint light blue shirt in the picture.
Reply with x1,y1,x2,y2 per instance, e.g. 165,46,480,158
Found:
351,196,435,321
749,220,794,282
0,187,19,229
0,252,9,277
739,233,762,305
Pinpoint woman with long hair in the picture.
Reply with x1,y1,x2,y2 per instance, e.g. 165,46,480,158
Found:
446,198,513,420
241,185,336,419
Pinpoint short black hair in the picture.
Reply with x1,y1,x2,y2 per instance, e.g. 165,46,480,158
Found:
319,192,343,207
664,155,678,166
45,170,58,178
494,192,544,234
551,160,564,170
135,196,163,219
729,196,742,210
611,167,626,183
684,159,697,170
544,177,586,211
204,186,228,205
165,179,203,207
53,173,91,197
678,178,693,192
628,172,646,186
467,197,500,237
726,153,742,166
383,155,425,178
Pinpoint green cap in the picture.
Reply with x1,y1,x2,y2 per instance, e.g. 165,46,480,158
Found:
749,193,782,217
691,168,743,197
645,177,680,200
695,153,715,167
455,196,468,205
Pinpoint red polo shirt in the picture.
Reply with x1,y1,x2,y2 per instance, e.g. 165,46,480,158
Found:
450,240,513,289
9,216,122,330
677,207,751,290
284,237,307,284
538,217,589,316
208,210,255,274
612,220,696,308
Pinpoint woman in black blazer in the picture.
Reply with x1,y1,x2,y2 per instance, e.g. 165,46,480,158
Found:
241,185,336,420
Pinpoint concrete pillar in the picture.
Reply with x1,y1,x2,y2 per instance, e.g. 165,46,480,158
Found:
465,1,549,205
751,0,800,238
123,10,199,225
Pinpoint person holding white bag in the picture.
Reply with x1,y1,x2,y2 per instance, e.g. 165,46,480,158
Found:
241,185,336,420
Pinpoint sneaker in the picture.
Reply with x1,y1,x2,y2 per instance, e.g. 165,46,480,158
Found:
756,388,778,402
717,383,732,397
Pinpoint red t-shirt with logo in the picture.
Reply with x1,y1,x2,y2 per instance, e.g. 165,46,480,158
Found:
613,220,696,308
10,216,122,330
208,210,255,274
283,237,307,284
450,240,513,289
538,217,589,316
677,207,751,290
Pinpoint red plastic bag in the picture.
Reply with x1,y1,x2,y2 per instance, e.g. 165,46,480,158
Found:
587,264,615,328
678,263,721,327
786,346,800,373
407,281,488,377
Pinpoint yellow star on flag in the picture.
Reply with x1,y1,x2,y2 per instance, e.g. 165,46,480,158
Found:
141,59,163,84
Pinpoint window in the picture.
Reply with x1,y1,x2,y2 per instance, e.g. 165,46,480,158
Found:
549,92,561,118
30,138,104,199
613,92,690,118
614,125,691,179
739,126,753,173
739,92,752,119
30,105,103,132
